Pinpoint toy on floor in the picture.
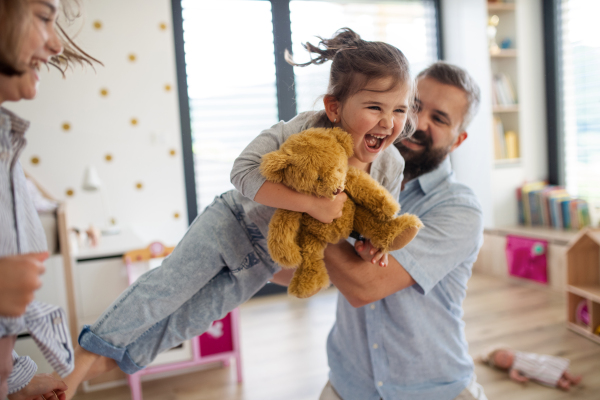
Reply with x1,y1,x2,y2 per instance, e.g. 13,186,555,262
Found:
261,127,423,298
481,345,582,391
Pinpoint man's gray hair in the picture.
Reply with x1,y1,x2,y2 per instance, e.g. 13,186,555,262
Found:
417,61,481,132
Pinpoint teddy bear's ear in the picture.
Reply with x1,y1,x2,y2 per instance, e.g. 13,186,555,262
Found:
260,151,290,183
330,127,354,157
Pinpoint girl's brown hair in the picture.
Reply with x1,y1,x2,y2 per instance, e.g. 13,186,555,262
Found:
0,0,100,77
286,27,416,138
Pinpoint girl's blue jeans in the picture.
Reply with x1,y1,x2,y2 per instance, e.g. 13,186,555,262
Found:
78,191,279,374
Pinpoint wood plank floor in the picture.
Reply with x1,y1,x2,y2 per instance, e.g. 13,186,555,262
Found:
72,273,600,400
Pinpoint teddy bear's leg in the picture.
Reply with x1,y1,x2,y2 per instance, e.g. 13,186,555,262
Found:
353,205,423,252
268,209,303,268
288,232,330,299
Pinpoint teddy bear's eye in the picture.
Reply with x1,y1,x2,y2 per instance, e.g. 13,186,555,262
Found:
316,176,322,181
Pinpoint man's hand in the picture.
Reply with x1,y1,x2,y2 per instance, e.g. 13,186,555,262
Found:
7,373,67,400
355,239,388,267
0,253,48,317
306,192,347,224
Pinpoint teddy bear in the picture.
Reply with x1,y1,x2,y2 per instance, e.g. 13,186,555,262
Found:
260,127,423,298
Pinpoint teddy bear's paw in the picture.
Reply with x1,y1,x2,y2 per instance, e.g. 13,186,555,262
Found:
388,215,424,251
288,270,330,299
270,248,303,268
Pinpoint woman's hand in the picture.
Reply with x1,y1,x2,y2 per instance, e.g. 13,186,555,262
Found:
354,239,388,267
7,373,67,400
0,253,48,317
306,192,347,223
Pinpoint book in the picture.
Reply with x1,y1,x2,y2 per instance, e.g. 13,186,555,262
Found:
561,198,572,229
493,117,506,159
504,130,519,158
521,181,546,226
547,189,570,228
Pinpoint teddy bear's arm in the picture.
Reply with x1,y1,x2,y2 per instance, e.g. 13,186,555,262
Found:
345,167,400,219
267,209,303,268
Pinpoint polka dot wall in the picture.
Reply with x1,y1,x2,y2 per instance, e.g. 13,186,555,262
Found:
5,0,188,245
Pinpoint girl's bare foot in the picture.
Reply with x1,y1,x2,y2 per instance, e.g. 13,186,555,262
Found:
557,377,571,391
57,346,117,400
564,371,582,386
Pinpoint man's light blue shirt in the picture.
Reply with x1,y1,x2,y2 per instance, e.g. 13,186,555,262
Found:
327,157,484,400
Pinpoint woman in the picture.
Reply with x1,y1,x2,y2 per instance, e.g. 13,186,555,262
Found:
0,1,97,399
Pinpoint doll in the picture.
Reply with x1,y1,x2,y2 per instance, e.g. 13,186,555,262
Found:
481,345,582,391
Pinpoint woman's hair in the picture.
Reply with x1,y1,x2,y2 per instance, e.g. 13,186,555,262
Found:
287,28,416,138
0,0,100,77
417,61,481,132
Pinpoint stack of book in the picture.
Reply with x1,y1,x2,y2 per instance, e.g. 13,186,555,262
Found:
491,73,517,106
517,182,592,230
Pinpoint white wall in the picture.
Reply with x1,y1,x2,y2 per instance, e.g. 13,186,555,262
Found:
5,0,188,245
441,0,548,228
441,0,495,228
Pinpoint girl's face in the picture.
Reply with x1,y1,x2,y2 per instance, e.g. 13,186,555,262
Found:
0,0,63,104
327,77,411,172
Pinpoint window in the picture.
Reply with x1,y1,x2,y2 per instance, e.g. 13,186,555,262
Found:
553,0,600,205
174,0,440,220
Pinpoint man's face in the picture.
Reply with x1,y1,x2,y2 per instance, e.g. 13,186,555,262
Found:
395,76,469,179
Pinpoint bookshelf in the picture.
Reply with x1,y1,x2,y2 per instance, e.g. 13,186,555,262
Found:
566,228,600,345
487,1,520,164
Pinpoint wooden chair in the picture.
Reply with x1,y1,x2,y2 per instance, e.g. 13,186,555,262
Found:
123,242,243,400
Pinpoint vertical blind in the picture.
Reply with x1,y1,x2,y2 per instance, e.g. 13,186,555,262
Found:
181,0,439,214
559,0,600,206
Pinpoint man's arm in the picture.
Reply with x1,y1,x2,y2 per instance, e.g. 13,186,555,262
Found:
323,241,415,308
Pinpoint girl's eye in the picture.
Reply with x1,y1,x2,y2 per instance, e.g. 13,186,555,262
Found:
368,106,381,111
395,109,407,114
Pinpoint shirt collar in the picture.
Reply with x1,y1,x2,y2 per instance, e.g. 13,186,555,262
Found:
0,107,30,138
413,157,453,194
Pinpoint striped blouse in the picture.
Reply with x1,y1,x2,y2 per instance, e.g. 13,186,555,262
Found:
0,107,74,394
512,351,570,387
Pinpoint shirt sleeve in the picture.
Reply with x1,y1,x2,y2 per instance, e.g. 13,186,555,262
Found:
7,350,37,395
390,194,483,295
230,112,315,201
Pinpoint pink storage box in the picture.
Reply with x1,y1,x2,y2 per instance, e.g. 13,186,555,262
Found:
505,235,548,284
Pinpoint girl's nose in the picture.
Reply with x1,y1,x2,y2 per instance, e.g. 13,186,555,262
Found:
379,114,394,130
47,27,64,56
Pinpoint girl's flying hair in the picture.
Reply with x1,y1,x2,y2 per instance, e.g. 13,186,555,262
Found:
286,28,416,138
0,0,101,77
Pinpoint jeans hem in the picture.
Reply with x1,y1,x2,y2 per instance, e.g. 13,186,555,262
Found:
78,325,145,374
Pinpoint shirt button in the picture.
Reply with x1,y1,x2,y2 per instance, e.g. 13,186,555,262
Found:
370,304,375,310
373,343,379,349
378,381,383,387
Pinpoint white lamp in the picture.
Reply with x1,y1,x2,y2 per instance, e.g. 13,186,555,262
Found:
82,165,121,235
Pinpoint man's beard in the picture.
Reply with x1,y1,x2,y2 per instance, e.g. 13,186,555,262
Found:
395,130,450,182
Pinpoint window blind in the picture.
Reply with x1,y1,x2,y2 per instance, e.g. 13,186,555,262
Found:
559,0,600,206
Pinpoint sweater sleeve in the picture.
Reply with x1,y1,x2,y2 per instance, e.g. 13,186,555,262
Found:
230,112,319,201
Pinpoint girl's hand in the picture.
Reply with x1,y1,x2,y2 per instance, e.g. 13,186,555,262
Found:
306,192,347,223
355,239,388,267
509,368,529,384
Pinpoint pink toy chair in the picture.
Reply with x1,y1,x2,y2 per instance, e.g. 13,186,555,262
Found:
123,242,243,400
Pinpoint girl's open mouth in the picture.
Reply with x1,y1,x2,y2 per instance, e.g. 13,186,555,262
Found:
365,133,387,151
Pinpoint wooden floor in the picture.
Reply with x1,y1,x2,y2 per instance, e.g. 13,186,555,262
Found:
72,273,600,400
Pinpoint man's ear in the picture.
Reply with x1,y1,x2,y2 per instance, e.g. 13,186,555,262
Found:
450,131,468,152
323,95,341,124
260,151,289,183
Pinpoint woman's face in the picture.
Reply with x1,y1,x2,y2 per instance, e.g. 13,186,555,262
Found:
0,0,63,103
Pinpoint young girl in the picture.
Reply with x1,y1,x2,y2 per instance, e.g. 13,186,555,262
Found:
0,1,98,399
63,27,416,396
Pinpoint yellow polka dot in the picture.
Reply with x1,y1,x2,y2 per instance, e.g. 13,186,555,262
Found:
128,53,137,62
164,84,172,92
174,212,180,219
159,22,167,31
136,182,143,190
105,154,113,162
169,149,176,156
31,156,40,165
130,118,138,126
62,122,71,132
100,88,109,97
93,20,102,30
66,189,74,197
